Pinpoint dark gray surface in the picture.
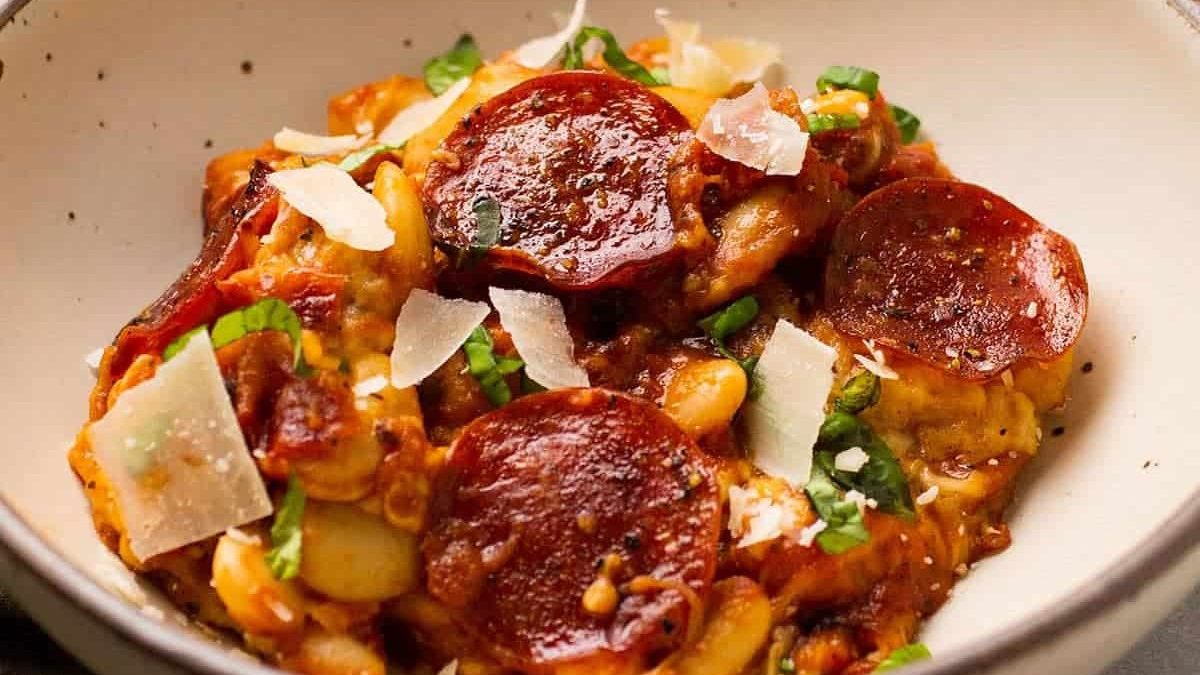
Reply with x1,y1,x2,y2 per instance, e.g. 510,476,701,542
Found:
1,585,1196,675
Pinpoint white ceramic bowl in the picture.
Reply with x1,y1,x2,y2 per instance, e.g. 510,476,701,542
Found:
1,1,1198,674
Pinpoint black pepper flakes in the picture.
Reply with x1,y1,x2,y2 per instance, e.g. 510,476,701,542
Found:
661,618,676,634
97,68,105,81
68,211,76,221
1051,426,1065,437
402,38,413,48
203,139,214,148
98,120,106,128
44,52,52,62
1081,361,1094,374
240,59,253,74
0,59,4,82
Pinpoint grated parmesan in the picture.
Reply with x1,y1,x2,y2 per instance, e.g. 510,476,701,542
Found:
915,485,940,506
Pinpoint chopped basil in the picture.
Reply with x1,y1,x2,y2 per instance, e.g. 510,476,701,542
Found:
337,143,403,172
816,65,881,98
163,298,310,375
875,643,932,672
814,412,915,519
805,463,870,554
779,657,797,674
563,27,667,86
264,474,306,580
463,325,523,407
162,326,205,361
471,195,502,257
890,104,921,144
699,296,759,343
698,296,761,384
806,112,862,134
834,370,881,414
424,34,483,95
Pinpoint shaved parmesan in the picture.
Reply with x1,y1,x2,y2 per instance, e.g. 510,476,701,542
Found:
834,446,870,473
708,38,781,84
272,127,363,156
85,346,105,375
697,83,808,176
489,287,589,390
744,319,837,487
377,76,471,146
352,375,388,398
85,332,272,561
390,289,490,389
655,10,779,96
513,0,588,68
267,163,394,252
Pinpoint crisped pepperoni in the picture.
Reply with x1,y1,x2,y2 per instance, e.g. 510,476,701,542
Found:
422,71,691,291
423,388,721,672
825,178,1087,379
109,161,278,378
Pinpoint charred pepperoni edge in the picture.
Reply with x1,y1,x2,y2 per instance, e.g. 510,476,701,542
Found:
108,161,279,378
215,333,357,467
825,178,1088,380
423,388,722,672
422,71,692,291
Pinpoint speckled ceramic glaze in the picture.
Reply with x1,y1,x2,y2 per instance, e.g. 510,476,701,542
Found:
0,1,1197,674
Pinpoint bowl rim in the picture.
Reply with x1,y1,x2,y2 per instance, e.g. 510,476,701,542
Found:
0,1,1197,673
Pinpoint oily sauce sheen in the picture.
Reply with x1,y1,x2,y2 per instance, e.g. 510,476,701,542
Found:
423,389,721,672
422,71,691,290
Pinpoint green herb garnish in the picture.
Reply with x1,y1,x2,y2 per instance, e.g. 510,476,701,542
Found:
816,65,881,98
779,657,797,674
805,463,870,554
890,104,921,144
264,474,306,580
814,412,915,519
805,112,862,134
162,326,205,361
471,195,502,258
463,325,523,407
424,34,483,95
163,298,310,375
697,296,761,384
834,370,881,414
337,143,403,172
875,643,932,672
563,27,667,86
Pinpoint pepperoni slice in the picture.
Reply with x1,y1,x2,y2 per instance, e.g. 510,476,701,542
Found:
422,71,691,291
423,388,721,672
109,161,279,378
825,178,1087,379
